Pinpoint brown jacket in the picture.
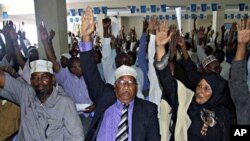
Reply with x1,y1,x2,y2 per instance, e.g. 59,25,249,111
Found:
0,99,20,140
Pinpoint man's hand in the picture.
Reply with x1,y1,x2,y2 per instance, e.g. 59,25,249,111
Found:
102,18,111,29
207,25,212,33
221,25,226,33
198,27,205,39
177,35,186,48
38,23,49,42
81,6,95,41
143,19,148,33
83,104,96,113
156,20,172,47
49,29,55,41
237,19,250,46
2,21,11,37
148,15,158,35
9,26,18,41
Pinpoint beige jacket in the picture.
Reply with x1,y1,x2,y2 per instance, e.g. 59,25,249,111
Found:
160,80,193,141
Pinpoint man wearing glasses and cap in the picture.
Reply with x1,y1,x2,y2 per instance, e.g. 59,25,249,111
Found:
0,59,84,141
79,7,160,141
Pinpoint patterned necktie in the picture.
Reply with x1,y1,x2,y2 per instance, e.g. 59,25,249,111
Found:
116,104,129,141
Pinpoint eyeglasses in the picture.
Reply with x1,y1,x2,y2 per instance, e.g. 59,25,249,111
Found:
115,79,137,86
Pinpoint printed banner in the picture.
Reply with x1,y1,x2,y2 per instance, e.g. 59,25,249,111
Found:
78,9,83,16
141,5,147,13
230,14,234,19
151,5,156,13
211,3,218,11
94,7,100,14
70,9,76,16
161,4,167,12
165,15,169,20
102,7,107,14
2,11,8,20
239,3,245,11
191,4,196,12
201,4,207,12
131,6,136,13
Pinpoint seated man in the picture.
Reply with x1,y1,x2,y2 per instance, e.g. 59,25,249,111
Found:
0,59,84,141
79,7,160,141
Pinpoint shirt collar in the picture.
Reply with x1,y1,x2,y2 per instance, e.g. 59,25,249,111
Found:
115,99,135,110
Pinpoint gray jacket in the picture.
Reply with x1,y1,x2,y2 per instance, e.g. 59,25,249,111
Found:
0,73,84,141
228,60,250,124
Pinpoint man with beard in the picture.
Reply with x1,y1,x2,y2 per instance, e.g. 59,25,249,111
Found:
0,59,84,141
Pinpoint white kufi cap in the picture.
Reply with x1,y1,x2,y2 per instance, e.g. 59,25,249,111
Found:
30,60,53,74
61,53,71,59
115,65,137,80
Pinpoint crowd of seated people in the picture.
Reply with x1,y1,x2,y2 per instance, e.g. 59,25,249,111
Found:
0,6,250,141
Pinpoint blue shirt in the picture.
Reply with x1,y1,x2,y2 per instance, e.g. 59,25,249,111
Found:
96,100,134,141
137,33,150,91
54,67,92,105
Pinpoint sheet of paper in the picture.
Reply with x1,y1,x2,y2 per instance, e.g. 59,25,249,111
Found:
75,104,91,111
175,7,182,36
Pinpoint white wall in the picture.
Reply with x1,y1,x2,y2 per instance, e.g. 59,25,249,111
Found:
66,0,249,39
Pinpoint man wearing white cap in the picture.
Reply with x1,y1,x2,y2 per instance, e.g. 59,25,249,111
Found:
79,7,160,141
60,53,71,68
7,23,39,84
0,59,84,141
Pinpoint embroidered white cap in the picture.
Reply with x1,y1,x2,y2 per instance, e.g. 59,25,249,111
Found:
202,55,218,68
115,65,137,80
30,60,53,74
61,53,71,59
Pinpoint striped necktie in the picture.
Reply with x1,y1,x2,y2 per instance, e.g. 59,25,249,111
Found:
116,104,129,141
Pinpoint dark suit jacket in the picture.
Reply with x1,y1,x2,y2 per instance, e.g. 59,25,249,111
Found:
80,50,160,141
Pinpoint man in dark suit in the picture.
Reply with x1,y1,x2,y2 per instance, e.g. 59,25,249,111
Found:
79,7,160,141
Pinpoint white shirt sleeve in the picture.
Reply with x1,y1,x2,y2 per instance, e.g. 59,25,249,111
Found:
101,38,116,85
148,34,162,111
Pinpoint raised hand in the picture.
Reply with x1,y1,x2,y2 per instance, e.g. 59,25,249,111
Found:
148,15,159,35
102,18,111,29
237,19,250,45
156,20,172,47
49,29,55,40
102,18,111,38
2,21,11,37
81,6,95,38
207,25,212,33
9,24,18,41
38,23,49,42
176,35,185,48
198,27,205,39
143,19,148,33
221,25,226,33
231,22,237,32
215,31,219,38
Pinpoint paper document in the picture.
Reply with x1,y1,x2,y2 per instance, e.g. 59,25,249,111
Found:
76,104,91,111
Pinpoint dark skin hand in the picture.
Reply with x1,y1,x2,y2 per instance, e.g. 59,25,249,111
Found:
83,104,96,113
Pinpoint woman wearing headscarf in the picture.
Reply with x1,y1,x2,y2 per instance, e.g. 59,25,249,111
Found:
154,20,233,141
156,62,232,141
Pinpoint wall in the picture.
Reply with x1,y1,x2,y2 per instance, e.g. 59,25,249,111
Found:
67,0,249,39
